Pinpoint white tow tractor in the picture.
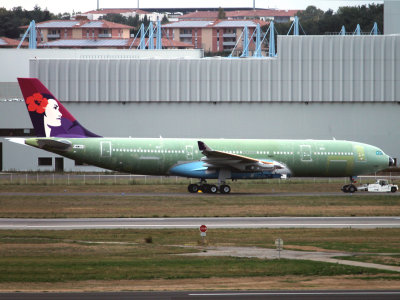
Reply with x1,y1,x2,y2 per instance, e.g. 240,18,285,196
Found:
356,179,398,193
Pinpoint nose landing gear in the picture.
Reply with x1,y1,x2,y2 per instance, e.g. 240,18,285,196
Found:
342,176,357,193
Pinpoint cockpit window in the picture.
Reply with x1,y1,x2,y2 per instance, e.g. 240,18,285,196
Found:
376,151,383,155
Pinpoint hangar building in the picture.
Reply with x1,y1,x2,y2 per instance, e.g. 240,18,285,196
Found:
1,1,400,172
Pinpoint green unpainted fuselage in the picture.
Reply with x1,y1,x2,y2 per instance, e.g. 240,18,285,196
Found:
25,137,390,178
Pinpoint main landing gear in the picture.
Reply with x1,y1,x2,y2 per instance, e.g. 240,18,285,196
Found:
188,180,231,194
342,176,357,193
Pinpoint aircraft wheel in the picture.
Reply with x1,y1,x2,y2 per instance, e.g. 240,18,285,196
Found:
202,184,211,193
188,184,199,193
341,185,349,193
220,185,231,194
209,185,218,194
391,187,397,193
348,185,357,193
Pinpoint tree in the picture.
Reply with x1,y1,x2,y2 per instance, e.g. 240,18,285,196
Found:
161,15,169,24
217,7,226,19
101,13,128,25
0,6,55,39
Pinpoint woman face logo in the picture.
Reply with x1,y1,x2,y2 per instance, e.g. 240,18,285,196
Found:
44,99,62,127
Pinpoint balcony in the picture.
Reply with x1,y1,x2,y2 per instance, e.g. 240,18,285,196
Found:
47,34,60,38
98,33,112,38
223,33,236,38
179,33,192,38
223,41,236,46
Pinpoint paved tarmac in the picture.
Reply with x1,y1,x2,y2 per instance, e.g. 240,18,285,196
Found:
1,291,400,300
1,217,399,230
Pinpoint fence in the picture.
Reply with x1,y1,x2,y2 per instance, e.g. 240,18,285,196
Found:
0,173,397,186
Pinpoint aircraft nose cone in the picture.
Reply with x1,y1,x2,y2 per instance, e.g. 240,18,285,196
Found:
389,157,395,167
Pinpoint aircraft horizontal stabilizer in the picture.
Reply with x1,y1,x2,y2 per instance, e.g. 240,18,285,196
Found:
26,138,72,151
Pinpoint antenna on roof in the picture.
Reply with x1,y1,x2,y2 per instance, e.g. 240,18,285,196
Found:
137,0,140,9
97,0,99,10
253,0,255,10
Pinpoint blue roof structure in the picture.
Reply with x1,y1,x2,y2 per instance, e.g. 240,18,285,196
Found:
164,21,213,28
81,21,104,28
41,39,128,47
214,20,258,27
36,21,79,28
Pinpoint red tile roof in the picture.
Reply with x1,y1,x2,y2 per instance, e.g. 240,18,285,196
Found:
228,9,299,18
128,38,194,48
165,19,268,29
20,19,133,29
178,9,299,20
0,36,28,47
84,8,150,15
88,20,133,29
35,38,193,49
178,11,218,20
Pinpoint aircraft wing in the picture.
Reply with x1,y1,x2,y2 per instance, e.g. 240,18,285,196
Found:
197,141,285,172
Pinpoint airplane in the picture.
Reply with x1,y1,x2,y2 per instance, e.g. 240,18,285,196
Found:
8,78,395,194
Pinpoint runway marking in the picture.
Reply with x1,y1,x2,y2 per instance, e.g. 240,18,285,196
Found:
189,291,400,296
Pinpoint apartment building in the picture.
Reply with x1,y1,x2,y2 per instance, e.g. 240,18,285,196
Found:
164,20,267,53
79,8,164,22
21,19,133,43
178,9,299,22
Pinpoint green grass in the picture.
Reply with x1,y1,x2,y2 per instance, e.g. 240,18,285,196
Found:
2,228,400,251
0,194,399,218
1,228,398,283
1,256,385,283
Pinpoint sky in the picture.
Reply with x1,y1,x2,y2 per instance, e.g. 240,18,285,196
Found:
1,0,383,14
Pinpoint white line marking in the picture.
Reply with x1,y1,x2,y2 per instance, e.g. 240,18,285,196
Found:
189,292,400,296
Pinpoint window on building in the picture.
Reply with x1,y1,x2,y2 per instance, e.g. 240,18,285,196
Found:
0,128,35,137
38,157,52,166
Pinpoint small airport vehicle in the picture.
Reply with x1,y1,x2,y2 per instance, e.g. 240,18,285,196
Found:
355,179,398,193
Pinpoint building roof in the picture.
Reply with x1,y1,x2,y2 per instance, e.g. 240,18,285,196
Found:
38,38,193,48
22,19,133,29
164,19,267,29
213,20,267,28
178,9,299,20
83,8,150,15
163,21,214,28
128,38,194,48
40,39,129,47
178,11,218,20
227,9,299,18
0,37,28,47
36,20,80,28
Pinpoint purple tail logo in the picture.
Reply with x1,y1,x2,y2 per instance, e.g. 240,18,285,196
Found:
18,78,101,138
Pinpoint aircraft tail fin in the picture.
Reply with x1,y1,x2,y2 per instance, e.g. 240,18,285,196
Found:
17,78,101,138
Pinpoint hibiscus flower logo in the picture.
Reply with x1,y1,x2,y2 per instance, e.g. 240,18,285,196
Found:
26,93,48,114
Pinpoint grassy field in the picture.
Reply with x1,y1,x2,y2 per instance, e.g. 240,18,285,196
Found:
0,193,399,218
0,228,399,285
1,177,400,291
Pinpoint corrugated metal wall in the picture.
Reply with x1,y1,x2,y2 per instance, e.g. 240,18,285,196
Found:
30,35,400,103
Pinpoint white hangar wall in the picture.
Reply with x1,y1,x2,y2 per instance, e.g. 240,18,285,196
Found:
0,48,203,101
2,35,400,172
30,35,400,103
